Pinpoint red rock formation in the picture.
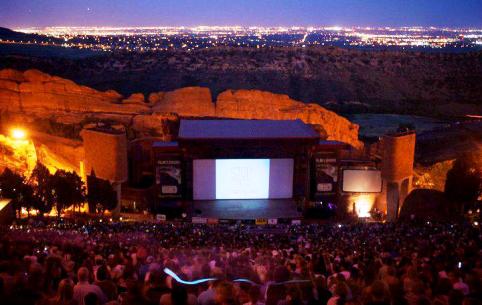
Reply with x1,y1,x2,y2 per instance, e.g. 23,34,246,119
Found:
152,87,215,117
0,69,149,115
0,69,361,149
215,90,362,148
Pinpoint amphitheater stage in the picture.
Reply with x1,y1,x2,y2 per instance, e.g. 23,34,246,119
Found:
187,199,302,220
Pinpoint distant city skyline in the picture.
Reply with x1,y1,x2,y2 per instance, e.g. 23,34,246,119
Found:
1,0,482,29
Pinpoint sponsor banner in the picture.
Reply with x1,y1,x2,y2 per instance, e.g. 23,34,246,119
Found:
192,217,207,224
268,218,278,225
255,218,268,225
156,160,182,198
291,219,301,225
314,156,338,194
156,214,167,222
317,183,333,192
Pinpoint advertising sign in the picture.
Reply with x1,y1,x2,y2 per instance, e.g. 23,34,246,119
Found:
314,156,338,194
255,218,268,225
156,214,167,222
156,160,182,198
192,217,207,224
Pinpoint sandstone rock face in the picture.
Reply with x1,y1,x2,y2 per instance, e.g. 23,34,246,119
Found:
0,69,361,149
152,87,215,117
216,90,362,148
147,92,165,105
0,69,149,115
122,93,145,105
31,131,85,174
131,113,179,140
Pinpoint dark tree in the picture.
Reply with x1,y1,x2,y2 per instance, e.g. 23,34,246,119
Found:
445,153,481,212
30,162,55,215
87,170,117,214
0,168,39,218
52,169,85,217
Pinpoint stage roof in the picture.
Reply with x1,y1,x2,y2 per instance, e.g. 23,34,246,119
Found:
178,119,319,140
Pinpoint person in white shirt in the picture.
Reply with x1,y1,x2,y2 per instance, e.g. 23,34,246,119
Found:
73,267,107,305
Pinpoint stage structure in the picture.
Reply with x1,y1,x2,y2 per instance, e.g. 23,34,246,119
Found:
132,119,415,221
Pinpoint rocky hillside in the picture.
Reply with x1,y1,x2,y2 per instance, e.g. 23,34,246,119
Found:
1,47,481,116
0,69,362,149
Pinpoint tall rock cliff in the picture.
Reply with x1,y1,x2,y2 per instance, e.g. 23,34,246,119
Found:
0,69,362,149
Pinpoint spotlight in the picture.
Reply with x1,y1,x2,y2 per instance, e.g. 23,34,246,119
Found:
11,128,27,140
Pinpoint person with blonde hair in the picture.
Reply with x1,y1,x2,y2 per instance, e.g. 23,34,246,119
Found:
49,278,78,305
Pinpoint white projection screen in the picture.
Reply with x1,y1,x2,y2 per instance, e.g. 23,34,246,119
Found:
342,169,382,193
193,159,294,200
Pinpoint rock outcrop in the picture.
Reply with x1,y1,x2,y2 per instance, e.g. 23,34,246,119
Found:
215,90,361,148
0,69,361,149
152,87,215,117
0,69,149,115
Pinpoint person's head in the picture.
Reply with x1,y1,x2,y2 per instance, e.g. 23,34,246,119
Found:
215,281,237,305
78,267,90,283
417,297,431,305
334,282,349,305
370,280,388,301
334,282,348,298
171,282,188,305
448,289,464,305
286,286,302,305
434,278,453,296
57,279,74,301
84,292,99,305
96,265,110,281
273,265,290,283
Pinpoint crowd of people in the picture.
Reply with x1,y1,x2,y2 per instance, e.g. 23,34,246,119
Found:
0,220,480,305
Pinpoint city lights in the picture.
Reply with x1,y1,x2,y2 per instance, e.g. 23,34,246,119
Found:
7,26,481,52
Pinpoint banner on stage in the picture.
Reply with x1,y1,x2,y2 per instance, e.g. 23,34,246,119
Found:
156,214,167,222
255,218,268,225
192,217,207,224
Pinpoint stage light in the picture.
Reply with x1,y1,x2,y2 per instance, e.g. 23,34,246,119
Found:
355,196,373,218
11,128,27,140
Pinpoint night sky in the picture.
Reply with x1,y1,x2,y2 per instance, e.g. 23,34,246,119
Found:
1,0,481,28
